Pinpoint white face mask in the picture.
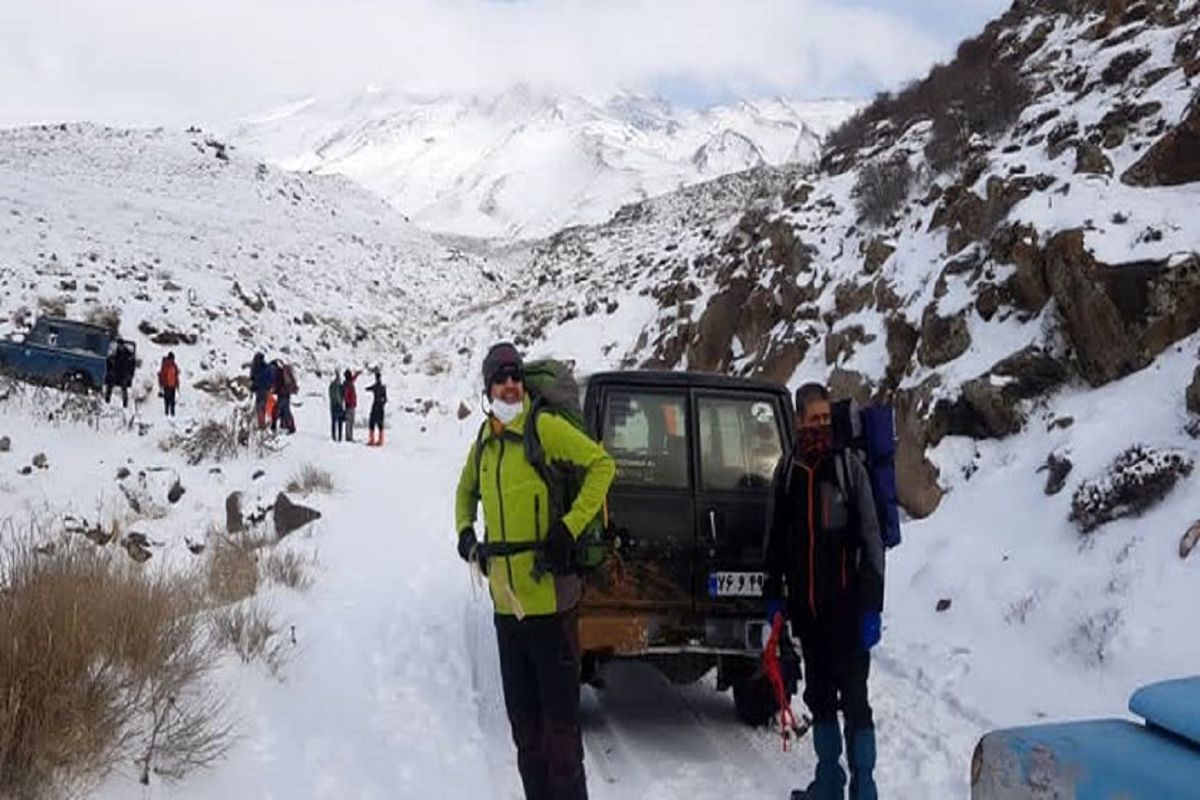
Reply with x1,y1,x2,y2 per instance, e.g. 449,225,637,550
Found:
491,398,523,424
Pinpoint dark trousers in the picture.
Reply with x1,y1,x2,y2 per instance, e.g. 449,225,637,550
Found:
494,609,587,800
368,404,384,433
272,394,295,433
163,388,176,416
105,384,129,408
331,411,344,441
800,623,873,734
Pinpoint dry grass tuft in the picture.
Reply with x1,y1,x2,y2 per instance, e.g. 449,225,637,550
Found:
262,549,316,591
285,464,335,495
209,603,289,677
206,536,259,605
0,537,230,798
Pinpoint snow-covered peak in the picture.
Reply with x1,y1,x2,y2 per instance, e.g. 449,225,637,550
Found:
227,88,859,240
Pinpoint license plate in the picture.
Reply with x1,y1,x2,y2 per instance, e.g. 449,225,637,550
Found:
707,571,765,598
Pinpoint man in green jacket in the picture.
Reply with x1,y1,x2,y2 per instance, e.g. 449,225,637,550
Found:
455,342,615,800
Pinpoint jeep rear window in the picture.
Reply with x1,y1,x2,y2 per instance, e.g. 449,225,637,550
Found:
697,396,783,491
601,391,689,489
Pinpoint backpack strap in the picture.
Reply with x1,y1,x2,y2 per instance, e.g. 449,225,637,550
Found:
523,398,565,518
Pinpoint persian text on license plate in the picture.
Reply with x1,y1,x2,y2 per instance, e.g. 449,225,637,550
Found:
708,571,765,597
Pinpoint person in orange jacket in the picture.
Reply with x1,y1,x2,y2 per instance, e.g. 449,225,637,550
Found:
157,352,180,417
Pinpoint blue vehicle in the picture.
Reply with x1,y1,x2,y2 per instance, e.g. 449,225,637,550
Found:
972,676,1200,799
0,316,135,393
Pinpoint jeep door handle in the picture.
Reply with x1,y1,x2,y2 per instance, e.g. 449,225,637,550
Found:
707,509,718,546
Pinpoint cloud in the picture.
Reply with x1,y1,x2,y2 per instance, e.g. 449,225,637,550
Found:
0,0,1004,127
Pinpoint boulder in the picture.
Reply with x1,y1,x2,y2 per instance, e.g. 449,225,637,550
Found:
1045,230,1200,385
686,280,751,372
828,369,873,407
1042,452,1074,496
0,435,9,453
884,316,919,387
824,325,873,367
1188,366,1200,415
274,492,321,539
1122,97,1200,187
225,491,245,534
1074,141,1113,176
894,385,944,519
918,306,972,368
991,224,1049,314
862,237,895,275
167,479,185,504
457,401,472,420
929,347,1068,442
1182,521,1200,560
751,336,810,385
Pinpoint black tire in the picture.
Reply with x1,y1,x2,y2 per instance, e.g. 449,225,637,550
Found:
60,371,93,394
732,673,779,727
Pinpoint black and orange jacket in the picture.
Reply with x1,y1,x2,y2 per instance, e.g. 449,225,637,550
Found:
763,448,885,627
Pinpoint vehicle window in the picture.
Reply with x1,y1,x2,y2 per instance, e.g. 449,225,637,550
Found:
602,391,689,489
697,396,783,491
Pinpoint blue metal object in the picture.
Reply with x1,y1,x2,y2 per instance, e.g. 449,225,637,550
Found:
972,677,1200,799
0,316,127,392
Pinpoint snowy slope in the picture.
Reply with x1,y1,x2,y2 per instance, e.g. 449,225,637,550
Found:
230,87,858,239
0,123,504,386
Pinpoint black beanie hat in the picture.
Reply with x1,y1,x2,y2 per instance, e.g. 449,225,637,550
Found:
482,342,523,388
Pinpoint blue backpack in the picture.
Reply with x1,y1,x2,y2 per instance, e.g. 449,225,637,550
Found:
831,399,902,549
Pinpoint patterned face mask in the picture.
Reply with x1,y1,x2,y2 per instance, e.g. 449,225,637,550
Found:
797,424,834,464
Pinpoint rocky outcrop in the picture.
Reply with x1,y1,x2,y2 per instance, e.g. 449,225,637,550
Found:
1074,141,1113,176
918,306,972,367
930,347,1069,441
991,224,1050,315
687,280,751,372
824,325,874,366
1122,97,1200,187
894,385,944,519
1044,230,1200,385
1188,365,1200,415
862,237,895,274
885,316,919,387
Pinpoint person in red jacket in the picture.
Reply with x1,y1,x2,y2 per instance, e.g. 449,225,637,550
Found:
157,352,179,417
342,369,361,443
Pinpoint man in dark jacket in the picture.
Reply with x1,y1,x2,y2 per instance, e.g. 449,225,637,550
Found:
365,368,387,447
271,359,296,434
251,352,272,428
764,383,884,800
328,370,345,442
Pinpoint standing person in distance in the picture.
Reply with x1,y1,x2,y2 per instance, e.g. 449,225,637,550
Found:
764,383,885,800
157,352,179,417
454,342,615,800
329,370,345,442
366,367,388,446
343,368,361,443
251,352,272,428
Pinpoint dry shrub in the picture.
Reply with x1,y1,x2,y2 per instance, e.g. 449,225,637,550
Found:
285,464,334,495
0,538,229,798
164,409,261,465
822,28,1030,172
36,295,68,318
210,603,288,677
854,155,914,227
206,536,259,604
263,549,315,591
84,305,122,335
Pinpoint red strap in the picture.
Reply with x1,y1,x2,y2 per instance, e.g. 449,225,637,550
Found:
762,613,798,751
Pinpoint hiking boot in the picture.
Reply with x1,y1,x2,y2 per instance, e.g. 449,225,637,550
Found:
367,431,377,446
846,726,877,800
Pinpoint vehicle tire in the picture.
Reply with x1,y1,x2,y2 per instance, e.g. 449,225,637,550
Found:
732,673,779,727
61,371,92,394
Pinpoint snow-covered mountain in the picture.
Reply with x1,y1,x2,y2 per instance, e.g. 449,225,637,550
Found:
229,87,858,239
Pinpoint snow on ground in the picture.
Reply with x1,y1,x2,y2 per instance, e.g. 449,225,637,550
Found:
0,368,978,800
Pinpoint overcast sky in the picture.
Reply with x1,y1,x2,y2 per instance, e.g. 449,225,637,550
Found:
1,0,1009,128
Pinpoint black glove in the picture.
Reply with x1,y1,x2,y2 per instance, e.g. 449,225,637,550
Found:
544,519,575,574
457,527,478,562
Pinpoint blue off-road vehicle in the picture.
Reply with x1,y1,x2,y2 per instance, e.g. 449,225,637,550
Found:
972,676,1200,799
0,316,135,393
